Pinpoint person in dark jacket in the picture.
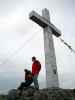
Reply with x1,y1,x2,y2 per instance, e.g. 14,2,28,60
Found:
18,69,33,91
32,56,41,90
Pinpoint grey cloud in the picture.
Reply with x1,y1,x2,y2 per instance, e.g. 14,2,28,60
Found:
0,0,24,16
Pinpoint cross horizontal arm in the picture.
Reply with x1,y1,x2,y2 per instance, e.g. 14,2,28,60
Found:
29,11,61,37
29,11,48,28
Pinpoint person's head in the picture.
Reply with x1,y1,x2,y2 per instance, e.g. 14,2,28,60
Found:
32,56,36,62
24,69,28,72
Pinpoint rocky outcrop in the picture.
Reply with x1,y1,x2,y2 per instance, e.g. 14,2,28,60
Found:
7,86,75,100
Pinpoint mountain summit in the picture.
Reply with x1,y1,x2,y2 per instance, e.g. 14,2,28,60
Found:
6,86,74,100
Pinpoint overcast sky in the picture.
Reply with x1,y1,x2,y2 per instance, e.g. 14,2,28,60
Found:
0,0,74,94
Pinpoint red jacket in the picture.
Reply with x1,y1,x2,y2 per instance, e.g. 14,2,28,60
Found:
32,60,41,75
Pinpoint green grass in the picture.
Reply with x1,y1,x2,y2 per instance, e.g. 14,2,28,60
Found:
0,95,7,100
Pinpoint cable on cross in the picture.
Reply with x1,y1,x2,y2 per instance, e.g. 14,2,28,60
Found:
59,37,75,54
0,28,42,66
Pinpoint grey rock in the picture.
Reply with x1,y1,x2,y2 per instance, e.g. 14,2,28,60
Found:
6,87,75,100
7,89,17,100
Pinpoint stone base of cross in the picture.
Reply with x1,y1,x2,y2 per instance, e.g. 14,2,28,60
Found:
29,8,61,88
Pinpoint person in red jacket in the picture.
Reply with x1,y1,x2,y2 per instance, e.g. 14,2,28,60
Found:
32,56,41,90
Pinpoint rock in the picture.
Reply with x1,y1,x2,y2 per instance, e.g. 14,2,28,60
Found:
22,86,35,96
7,87,75,100
7,89,17,100
34,91,49,100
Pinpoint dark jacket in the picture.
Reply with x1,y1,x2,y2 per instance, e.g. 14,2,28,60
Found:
25,70,33,81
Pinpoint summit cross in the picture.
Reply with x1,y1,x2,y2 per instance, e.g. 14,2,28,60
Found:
29,8,61,88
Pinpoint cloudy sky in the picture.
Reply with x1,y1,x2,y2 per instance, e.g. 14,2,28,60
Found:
0,0,74,94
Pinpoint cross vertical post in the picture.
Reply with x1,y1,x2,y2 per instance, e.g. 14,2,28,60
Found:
42,8,59,88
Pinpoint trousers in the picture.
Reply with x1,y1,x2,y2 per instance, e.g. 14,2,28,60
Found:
33,74,39,89
18,80,33,90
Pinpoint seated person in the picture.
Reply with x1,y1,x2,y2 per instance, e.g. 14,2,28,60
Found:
18,69,33,91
